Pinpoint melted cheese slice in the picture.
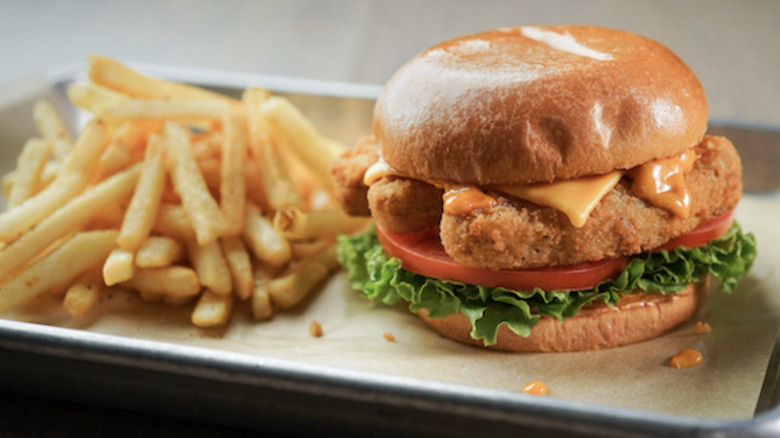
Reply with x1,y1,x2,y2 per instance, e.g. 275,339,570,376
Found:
494,171,623,228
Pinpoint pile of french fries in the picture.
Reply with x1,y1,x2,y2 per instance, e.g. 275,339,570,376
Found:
0,55,367,328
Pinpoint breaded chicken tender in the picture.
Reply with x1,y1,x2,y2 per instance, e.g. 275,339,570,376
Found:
368,177,443,234
440,136,742,269
331,135,378,216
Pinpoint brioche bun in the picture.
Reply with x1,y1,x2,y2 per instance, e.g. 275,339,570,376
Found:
418,275,710,352
374,26,709,185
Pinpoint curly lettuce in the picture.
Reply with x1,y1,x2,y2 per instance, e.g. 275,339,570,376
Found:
337,223,756,346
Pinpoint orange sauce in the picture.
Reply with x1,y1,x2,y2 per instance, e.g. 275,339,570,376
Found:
309,321,323,338
363,159,395,186
522,381,548,396
670,349,703,369
629,149,697,218
443,185,497,216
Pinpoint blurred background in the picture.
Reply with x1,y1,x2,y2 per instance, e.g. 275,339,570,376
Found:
1,0,779,125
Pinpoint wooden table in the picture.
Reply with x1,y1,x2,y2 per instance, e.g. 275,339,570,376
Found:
0,1,778,436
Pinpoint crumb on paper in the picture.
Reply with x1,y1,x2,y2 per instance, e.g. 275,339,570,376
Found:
694,321,712,334
309,320,323,338
383,332,396,342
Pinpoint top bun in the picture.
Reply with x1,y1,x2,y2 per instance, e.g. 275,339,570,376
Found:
373,26,709,185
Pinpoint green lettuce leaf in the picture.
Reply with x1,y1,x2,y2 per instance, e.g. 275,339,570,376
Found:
337,223,756,346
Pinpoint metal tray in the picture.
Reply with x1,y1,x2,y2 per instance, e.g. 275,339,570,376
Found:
1,64,780,438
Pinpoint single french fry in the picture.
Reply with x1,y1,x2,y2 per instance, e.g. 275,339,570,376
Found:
251,264,275,320
63,268,104,318
266,264,327,310
102,248,135,286
164,121,227,245
116,134,165,251
243,203,291,267
85,198,128,231
273,207,369,240
57,119,110,177
87,55,240,108
152,203,195,240
0,163,141,281
0,230,117,313
259,96,339,191
6,138,51,209
290,237,336,260
197,156,221,195
93,98,238,121
67,82,128,113
266,243,338,309
36,161,59,192
1,172,14,199
185,236,232,295
121,266,200,297
243,89,301,211
135,235,183,268
220,236,253,301
0,120,109,242
191,290,234,328
220,114,247,236
33,100,72,161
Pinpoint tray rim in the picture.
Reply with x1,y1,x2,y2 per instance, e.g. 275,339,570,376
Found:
0,62,778,437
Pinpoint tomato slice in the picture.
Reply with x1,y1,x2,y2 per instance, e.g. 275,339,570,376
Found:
656,210,735,251
375,225,628,292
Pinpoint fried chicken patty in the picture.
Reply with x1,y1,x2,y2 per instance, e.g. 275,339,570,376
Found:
333,135,742,269
331,135,379,217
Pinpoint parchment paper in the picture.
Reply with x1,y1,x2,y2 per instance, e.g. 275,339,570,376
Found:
3,194,778,420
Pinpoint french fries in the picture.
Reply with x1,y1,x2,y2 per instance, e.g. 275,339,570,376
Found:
6,138,50,209
0,56,360,328
165,121,228,245
33,100,72,161
116,134,165,251
0,120,108,241
135,236,183,268
63,269,104,318
0,230,117,313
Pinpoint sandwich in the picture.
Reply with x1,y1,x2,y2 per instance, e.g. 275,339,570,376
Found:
332,26,756,352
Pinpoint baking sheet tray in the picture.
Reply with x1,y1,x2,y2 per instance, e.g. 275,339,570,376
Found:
1,63,780,437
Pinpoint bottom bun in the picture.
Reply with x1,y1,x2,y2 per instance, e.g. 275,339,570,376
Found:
418,275,711,352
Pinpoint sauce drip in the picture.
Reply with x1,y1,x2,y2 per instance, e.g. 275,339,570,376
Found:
363,159,395,186
443,185,497,216
670,349,703,369
522,381,548,396
629,149,697,218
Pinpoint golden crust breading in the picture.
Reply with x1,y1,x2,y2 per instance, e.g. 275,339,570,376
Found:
368,177,443,234
331,135,378,216
440,136,742,268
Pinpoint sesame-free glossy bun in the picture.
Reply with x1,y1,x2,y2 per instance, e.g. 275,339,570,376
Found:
374,26,709,185
418,276,709,352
